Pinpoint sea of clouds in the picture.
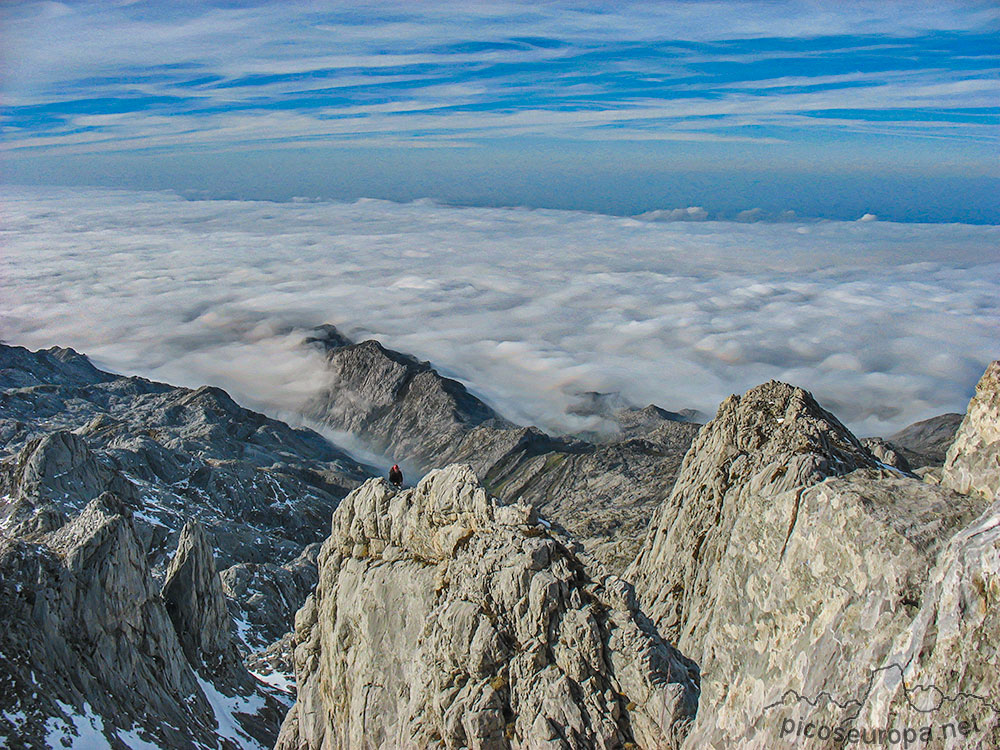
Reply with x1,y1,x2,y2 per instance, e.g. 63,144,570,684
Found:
2,186,998,439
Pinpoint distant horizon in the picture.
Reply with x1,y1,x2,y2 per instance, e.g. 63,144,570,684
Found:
4,177,1000,226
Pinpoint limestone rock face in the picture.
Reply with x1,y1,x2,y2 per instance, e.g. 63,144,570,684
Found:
627,380,879,642
307,330,512,466
942,360,1000,499
0,430,139,540
277,465,699,750
853,498,1000,748
0,494,284,749
626,374,995,749
674,471,985,749
162,521,246,683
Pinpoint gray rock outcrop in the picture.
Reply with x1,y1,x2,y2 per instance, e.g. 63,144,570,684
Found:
305,324,513,464
0,342,377,747
0,430,138,507
861,436,913,473
852,497,1000,748
942,360,1000,500
626,370,997,749
163,521,247,683
888,412,964,468
0,493,284,749
277,465,700,749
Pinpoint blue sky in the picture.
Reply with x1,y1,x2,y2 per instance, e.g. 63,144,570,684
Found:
2,1,999,221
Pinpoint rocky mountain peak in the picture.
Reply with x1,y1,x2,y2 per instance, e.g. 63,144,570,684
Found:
0,430,139,540
46,490,135,553
278,464,699,749
161,520,240,677
304,323,354,350
702,379,875,479
305,324,511,470
626,379,878,642
887,411,964,468
0,343,112,389
623,368,997,748
942,360,1000,499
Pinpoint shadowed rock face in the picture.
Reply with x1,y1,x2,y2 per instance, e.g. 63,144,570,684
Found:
163,521,246,684
0,430,139,508
277,465,700,750
305,325,700,572
305,327,513,470
626,371,997,749
220,543,322,653
887,412,964,469
0,494,285,749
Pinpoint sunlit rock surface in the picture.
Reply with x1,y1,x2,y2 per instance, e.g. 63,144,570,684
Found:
277,465,699,749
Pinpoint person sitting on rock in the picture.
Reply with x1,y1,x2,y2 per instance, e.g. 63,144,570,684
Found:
389,464,403,488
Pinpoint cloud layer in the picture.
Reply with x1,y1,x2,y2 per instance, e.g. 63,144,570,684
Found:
2,186,998,438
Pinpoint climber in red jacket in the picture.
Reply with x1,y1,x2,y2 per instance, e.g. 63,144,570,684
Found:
388,464,403,488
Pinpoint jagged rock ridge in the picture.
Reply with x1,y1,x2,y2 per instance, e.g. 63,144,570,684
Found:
0,493,285,749
0,342,372,657
626,365,998,748
0,342,380,747
277,465,700,749
305,325,701,572
2,335,995,749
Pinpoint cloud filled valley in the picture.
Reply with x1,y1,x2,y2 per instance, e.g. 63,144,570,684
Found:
3,186,998,438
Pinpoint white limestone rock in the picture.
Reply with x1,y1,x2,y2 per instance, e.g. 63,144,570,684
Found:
942,360,1000,500
277,465,699,749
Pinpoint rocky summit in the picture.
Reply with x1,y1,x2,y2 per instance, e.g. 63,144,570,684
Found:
627,366,998,749
276,465,699,749
1,334,996,750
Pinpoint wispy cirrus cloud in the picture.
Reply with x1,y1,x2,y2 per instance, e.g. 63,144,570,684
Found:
2,1,998,156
